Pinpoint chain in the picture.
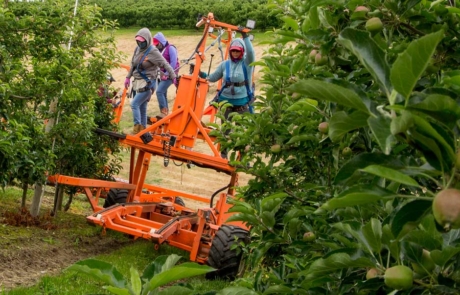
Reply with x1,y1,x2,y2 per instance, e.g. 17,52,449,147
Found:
162,132,171,167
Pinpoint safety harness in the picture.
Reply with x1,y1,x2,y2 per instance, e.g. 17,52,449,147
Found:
135,45,155,92
217,60,255,112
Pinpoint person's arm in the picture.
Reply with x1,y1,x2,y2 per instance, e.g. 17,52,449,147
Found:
148,49,176,80
243,37,255,66
205,62,224,82
169,46,178,70
126,48,137,78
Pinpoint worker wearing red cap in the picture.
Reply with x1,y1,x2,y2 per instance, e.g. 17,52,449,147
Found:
200,31,255,158
152,32,180,118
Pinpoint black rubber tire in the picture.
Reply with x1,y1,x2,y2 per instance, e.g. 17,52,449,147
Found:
103,189,129,208
206,225,249,280
174,196,186,207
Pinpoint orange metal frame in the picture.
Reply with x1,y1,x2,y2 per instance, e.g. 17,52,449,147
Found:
54,13,250,263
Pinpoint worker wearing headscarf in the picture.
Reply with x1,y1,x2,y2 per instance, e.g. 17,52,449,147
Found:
152,32,180,118
124,28,176,134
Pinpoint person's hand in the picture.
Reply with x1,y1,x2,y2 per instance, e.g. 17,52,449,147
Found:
161,75,168,81
237,26,248,39
124,77,130,89
173,78,178,87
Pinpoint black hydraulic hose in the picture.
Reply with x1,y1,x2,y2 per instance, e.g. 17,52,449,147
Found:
210,184,230,208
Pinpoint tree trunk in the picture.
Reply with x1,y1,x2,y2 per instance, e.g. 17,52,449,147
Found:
56,185,64,211
21,181,28,208
30,183,43,217
64,192,73,212
31,99,58,217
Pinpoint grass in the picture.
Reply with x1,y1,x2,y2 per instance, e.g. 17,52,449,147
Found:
0,187,231,294
4,241,228,295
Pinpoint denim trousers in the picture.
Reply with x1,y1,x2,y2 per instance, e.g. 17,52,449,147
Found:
156,79,173,110
131,89,152,127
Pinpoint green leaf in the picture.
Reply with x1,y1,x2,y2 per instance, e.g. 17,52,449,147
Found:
391,110,414,135
412,114,455,163
408,94,460,124
289,80,370,114
401,241,423,263
226,213,260,225
228,204,255,215
143,263,214,294
390,30,444,99
130,267,141,295
443,230,460,246
368,116,396,155
261,211,276,228
283,208,314,224
286,98,318,112
360,165,420,187
217,287,259,295
67,259,126,289
301,253,374,279
338,28,392,96
141,255,181,284
104,286,131,295
328,111,369,142
410,130,445,171
286,134,317,145
309,7,320,30
264,285,297,295
404,230,442,251
332,222,377,255
261,192,288,212
430,247,460,267
334,153,404,184
382,224,400,260
362,218,382,253
290,55,309,74
281,16,299,31
390,200,432,238
321,184,397,210
157,286,194,295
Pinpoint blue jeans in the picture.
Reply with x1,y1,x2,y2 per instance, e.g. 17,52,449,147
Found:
156,79,173,111
131,90,152,127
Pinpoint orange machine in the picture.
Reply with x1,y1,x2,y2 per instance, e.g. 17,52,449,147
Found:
54,13,254,279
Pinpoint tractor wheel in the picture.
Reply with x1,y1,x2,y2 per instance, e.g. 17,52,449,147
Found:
206,225,249,280
103,189,129,208
175,196,186,207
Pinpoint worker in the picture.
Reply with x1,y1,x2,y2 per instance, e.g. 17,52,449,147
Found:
153,32,180,118
124,28,176,134
200,31,255,158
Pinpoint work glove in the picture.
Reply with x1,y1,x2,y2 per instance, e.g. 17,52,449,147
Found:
124,77,130,89
199,71,207,79
161,75,168,81
237,26,248,39
173,78,178,87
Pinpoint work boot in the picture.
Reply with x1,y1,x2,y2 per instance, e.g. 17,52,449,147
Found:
131,124,142,134
158,108,169,118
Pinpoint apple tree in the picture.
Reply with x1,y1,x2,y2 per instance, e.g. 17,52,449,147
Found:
219,0,460,293
1,0,123,212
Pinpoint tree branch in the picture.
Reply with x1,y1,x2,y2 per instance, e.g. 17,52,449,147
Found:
399,22,426,36
9,94,32,100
